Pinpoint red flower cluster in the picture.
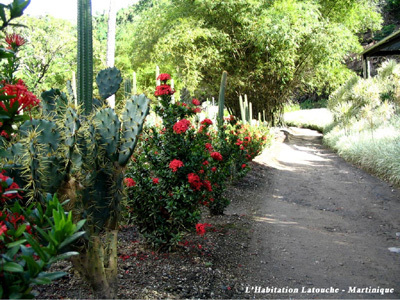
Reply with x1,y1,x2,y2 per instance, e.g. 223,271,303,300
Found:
5,33,26,50
192,98,200,106
0,171,22,202
201,118,213,126
155,84,175,96
124,178,136,187
203,180,212,192
0,79,40,113
0,211,26,237
188,173,202,191
169,159,184,172
196,223,212,236
173,119,191,134
211,151,223,161
157,73,171,82
152,178,160,185
205,143,213,152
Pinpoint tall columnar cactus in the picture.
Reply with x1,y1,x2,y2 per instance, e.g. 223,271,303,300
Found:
218,71,227,122
77,0,93,115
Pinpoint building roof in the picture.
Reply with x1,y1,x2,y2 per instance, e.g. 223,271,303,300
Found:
362,29,400,58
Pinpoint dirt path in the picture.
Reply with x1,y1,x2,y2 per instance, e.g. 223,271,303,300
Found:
227,127,400,299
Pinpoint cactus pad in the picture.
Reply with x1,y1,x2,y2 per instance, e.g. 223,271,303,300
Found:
96,67,123,100
118,94,150,166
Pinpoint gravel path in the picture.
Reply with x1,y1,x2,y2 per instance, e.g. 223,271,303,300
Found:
227,127,400,299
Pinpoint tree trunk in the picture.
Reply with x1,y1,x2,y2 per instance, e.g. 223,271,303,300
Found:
71,230,119,299
106,0,117,108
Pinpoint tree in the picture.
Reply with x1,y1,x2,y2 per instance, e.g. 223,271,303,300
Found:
117,0,382,123
9,15,76,94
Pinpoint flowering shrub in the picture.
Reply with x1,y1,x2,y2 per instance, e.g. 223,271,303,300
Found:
125,74,216,248
206,116,271,215
0,33,40,139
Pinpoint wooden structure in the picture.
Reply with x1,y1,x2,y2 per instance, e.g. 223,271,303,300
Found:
361,29,400,78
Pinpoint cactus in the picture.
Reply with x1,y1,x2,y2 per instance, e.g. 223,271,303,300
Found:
96,67,123,100
77,0,93,115
10,85,150,298
180,87,191,105
218,71,227,122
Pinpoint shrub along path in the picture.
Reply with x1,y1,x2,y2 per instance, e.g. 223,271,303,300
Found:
38,127,400,299
229,127,400,299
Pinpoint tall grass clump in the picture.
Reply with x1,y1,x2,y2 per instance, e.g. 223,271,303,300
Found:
325,60,400,186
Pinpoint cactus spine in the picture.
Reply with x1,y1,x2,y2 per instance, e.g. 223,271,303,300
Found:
218,71,227,122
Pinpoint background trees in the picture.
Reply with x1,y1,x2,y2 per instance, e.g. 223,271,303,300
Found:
114,0,382,123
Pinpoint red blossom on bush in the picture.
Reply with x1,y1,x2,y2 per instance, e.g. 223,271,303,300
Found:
201,118,213,126
188,173,202,191
205,143,213,152
202,160,209,166
192,98,200,106
124,178,136,187
0,222,7,236
157,73,171,82
5,33,26,49
242,164,247,169
0,79,40,113
210,151,223,161
173,119,191,134
155,84,175,96
192,107,201,114
196,223,212,236
169,159,184,172
211,167,217,172
152,178,160,184
203,180,212,192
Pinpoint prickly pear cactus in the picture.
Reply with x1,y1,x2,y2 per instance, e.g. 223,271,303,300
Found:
119,94,150,166
96,67,123,100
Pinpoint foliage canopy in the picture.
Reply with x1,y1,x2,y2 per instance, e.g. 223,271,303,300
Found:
116,0,382,123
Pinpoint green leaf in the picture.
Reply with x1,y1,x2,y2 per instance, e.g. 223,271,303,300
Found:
31,277,51,285
48,251,79,265
23,232,49,262
3,262,24,272
6,239,27,248
58,231,85,249
22,255,40,277
37,271,67,281
0,48,14,59
0,5,6,23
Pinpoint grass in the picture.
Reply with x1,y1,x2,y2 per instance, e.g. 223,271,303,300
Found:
283,107,400,187
324,117,400,187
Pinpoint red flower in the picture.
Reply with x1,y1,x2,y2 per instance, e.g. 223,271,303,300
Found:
124,178,136,187
188,173,202,191
192,107,201,114
202,160,209,166
210,151,223,161
173,119,191,134
157,73,171,82
169,159,184,172
196,223,211,236
155,84,175,96
0,79,40,113
152,178,160,184
241,164,247,169
205,143,213,152
201,118,213,126
192,98,200,106
203,180,212,192
5,33,26,49
0,222,7,236
211,167,217,172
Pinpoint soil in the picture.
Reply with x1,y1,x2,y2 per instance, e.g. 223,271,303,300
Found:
37,127,400,299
